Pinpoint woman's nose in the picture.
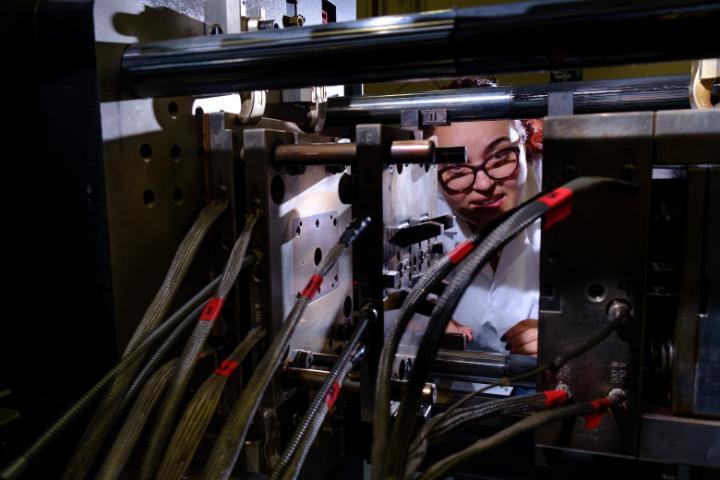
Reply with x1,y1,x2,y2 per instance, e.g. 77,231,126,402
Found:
473,169,495,191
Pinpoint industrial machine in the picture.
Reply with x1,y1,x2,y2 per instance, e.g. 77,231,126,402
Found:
1,0,719,479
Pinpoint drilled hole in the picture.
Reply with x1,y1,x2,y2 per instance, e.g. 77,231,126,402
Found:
143,190,156,207
587,283,606,303
140,144,152,162
314,248,323,266
173,187,184,205
168,101,179,118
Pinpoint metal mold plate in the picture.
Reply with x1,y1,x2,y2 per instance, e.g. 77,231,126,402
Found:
291,211,340,301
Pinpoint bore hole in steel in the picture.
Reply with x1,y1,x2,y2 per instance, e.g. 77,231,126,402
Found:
143,190,156,207
270,175,285,205
314,248,323,266
315,219,320,228
587,283,606,303
343,296,352,318
296,226,301,237
168,101,179,118
334,274,338,283
171,145,181,161
333,218,337,227
173,187,184,205
140,144,152,162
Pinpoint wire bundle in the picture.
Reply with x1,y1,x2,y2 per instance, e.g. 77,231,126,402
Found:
202,216,372,480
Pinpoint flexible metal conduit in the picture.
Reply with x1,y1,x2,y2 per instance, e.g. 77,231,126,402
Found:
382,178,632,478
0,277,221,480
63,201,227,480
202,217,371,480
155,326,266,480
271,313,369,480
139,212,259,479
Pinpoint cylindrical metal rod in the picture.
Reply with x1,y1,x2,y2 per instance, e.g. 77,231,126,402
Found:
326,75,719,126
283,367,437,403
122,1,720,98
274,143,357,165
274,140,465,165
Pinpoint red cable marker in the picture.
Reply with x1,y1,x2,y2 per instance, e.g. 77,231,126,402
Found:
543,390,569,408
585,397,613,430
326,381,341,409
448,240,474,265
214,360,240,378
537,187,573,230
301,274,324,299
200,297,225,322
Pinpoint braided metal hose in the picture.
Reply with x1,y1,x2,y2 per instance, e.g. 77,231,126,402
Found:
156,326,266,480
63,200,227,480
272,314,369,480
95,360,179,480
418,393,626,480
371,235,485,480
122,251,257,412
384,178,631,478
0,276,220,480
139,212,259,479
406,392,567,477
202,216,371,480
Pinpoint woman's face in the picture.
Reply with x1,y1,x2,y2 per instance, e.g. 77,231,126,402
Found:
434,120,523,228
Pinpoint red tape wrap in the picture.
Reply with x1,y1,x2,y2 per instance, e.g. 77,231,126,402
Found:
448,240,474,265
326,381,341,409
537,187,573,230
200,297,225,322
301,274,324,299
214,360,239,378
585,397,613,430
543,390,569,408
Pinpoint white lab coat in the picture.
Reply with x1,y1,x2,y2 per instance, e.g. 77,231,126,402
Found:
446,218,540,353
437,152,542,353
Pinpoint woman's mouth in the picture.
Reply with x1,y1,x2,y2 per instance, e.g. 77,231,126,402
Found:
469,194,505,209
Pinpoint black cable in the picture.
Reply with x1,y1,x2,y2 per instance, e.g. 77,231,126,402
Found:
383,177,633,478
418,393,626,480
436,299,632,427
372,215,513,479
406,391,568,478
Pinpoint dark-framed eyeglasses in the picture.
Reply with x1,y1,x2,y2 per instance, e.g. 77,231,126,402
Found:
438,147,520,194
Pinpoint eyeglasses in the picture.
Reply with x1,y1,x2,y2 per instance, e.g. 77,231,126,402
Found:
438,147,519,194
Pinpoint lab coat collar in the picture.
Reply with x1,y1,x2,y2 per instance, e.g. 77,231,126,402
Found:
456,217,532,285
